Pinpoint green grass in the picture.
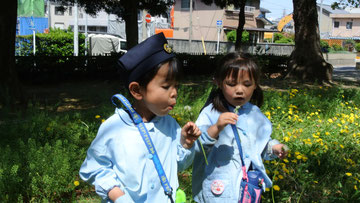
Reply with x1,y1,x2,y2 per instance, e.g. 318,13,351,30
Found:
1,79,360,202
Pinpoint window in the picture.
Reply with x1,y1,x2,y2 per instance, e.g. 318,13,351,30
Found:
346,22,352,29
69,7,72,16
181,0,194,9
181,0,190,9
54,23,64,29
334,21,339,28
55,6,64,15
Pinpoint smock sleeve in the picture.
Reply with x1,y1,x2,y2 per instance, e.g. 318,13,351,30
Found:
79,118,128,201
262,138,281,160
176,123,196,172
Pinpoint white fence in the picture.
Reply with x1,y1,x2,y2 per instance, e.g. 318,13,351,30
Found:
167,39,295,55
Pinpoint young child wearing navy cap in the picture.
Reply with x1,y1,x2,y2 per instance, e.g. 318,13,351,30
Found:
79,33,201,203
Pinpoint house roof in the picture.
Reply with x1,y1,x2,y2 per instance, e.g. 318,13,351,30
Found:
330,13,360,18
317,4,349,14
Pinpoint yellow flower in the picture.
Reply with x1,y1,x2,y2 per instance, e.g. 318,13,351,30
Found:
325,132,330,136
101,119,105,123
296,155,302,160
355,185,358,190
346,173,352,176
95,115,101,119
340,144,344,149
284,136,290,142
46,127,51,131
273,185,280,191
74,180,80,186
327,118,333,123
265,188,270,192
314,180,318,184
278,175,284,179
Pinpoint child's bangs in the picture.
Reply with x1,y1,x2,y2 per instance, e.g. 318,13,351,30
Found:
225,62,255,82
165,58,182,82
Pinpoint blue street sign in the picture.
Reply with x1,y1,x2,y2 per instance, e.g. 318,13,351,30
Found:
217,20,222,26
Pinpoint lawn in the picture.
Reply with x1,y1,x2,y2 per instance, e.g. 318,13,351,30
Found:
0,77,359,202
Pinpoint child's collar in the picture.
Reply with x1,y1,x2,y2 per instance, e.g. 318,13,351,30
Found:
116,108,161,126
227,102,251,113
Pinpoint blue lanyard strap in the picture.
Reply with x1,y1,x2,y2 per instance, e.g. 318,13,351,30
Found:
231,124,245,166
111,94,174,202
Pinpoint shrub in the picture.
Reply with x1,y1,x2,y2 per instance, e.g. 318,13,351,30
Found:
226,30,250,43
331,44,344,51
273,33,294,44
355,43,360,52
16,28,86,56
320,40,330,53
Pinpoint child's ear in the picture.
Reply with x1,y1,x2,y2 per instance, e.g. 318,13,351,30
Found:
129,82,143,100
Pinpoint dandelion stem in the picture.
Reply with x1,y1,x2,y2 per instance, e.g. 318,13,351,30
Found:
198,139,208,165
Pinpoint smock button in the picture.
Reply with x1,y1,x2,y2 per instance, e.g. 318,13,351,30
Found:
148,154,153,159
245,154,249,158
150,184,155,189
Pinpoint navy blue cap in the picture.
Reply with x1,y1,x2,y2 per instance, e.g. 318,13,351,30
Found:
117,32,175,86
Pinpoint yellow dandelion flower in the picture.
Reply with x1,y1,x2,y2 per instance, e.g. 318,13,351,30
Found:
346,173,352,176
95,115,101,119
355,185,358,190
325,132,330,136
101,119,105,123
284,136,290,142
278,175,284,179
296,155,302,160
327,118,333,123
74,180,80,186
283,159,289,163
340,144,344,149
273,185,280,191
314,181,318,184
265,188,270,192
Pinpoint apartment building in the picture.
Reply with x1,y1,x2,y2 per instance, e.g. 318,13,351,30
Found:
173,0,274,42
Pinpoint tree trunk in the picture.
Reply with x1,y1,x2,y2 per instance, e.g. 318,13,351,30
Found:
287,0,333,83
0,0,25,108
235,0,246,51
123,0,139,49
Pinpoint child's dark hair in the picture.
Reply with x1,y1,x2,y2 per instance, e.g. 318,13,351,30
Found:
136,57,182,88
210,52,263,112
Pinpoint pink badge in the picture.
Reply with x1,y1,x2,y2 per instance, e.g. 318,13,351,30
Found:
211,180,225,195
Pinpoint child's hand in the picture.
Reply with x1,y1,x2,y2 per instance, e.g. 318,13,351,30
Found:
216,112,238,130
207,112,238,139
272,144,289,159
181,122,201,149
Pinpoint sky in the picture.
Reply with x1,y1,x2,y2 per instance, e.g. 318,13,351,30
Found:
260,0,338,20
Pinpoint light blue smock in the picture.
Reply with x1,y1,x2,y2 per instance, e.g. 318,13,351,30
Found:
79,108,194,203
192,102,280,203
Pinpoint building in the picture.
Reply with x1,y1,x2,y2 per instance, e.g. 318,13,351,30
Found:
317,3,349,39
173,0,275,43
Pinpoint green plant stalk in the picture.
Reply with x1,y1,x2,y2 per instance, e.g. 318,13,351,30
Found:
198,139,208,165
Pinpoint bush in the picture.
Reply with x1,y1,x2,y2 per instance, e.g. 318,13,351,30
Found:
16,28,86,56
320,40,330,53
226,30,250,43
355,43,360,52
273,33,294,44
343,39,355,52
331,44,344,51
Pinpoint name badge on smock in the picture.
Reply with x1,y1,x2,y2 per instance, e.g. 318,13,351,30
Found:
211,180,225,195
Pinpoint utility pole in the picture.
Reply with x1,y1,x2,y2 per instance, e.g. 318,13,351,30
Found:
85,13,88,56
74,0,79,56
189,0,193,53
319,0,324,34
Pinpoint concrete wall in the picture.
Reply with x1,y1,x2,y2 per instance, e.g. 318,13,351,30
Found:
324,53,356,66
